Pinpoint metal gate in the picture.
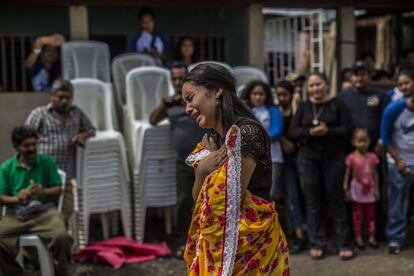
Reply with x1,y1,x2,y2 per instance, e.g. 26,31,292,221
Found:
264,9,324,85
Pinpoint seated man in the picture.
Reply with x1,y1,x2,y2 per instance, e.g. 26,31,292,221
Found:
0,125,73,276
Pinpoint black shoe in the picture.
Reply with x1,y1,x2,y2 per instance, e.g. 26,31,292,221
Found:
355,242,365,250
368,240,379,249
388,244,401,254
290,238,306,254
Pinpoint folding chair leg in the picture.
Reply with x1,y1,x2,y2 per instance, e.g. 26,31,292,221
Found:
100,213,110,240
164,207,172,235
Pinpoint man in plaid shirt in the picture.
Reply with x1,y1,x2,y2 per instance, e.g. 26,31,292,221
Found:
26,80,95,217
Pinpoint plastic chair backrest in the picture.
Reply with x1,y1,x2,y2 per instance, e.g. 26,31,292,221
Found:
71,78,113,131
188,61,233,74
112,53,157,104
125,67,174,121
61,41,110,82
233,66,268,89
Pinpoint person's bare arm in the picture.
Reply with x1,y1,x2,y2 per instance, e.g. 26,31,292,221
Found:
240,156,256,200
0,194,24,205
387,145,409,176
149,105,167,126
343,166,351,201
374,169,380,200
25,34,64,69
193,145,226,201
29,184,62,199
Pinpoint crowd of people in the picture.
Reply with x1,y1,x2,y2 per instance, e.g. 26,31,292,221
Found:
239,60,414,260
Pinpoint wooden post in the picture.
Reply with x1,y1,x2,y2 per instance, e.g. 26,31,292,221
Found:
247,3,264,69
69,6,89,40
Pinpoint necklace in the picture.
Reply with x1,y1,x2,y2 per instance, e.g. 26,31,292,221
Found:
311,102,326,126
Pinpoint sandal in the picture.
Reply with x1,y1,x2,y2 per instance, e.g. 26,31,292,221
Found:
368,239,379,249
310,248,325,260
339,249,354,261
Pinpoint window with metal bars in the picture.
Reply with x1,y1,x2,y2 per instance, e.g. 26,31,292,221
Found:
0,36,36,92
0,34,226,92
169,35,226,62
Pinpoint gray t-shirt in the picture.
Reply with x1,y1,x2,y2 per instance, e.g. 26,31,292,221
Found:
392,109,414,166
166,105,206,161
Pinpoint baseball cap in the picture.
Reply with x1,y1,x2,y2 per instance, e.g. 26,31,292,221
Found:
352,60,370,73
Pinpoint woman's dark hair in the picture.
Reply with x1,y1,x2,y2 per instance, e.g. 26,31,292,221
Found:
308,72,329,84
138,6,155,20
240,80,275,108
12,125,38,147
175,37,196,62
184,63,259,133
275,80,294,95
398,69,414,81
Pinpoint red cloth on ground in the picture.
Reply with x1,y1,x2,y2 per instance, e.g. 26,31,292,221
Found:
72,237,171,269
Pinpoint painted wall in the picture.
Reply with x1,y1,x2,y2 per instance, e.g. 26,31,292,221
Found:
0,6,70,36
0,93,50,163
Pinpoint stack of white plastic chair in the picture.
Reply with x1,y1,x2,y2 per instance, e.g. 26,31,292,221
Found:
123,67,177,242
61,41,111,82
112,53,157,106
71,78,132,248
233,66,269,96
188,60,233,74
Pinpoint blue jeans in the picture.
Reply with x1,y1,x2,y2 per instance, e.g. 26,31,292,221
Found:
282,153,305,230
386,163,414,247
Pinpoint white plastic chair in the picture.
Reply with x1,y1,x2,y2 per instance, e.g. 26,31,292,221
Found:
188,61,233,74
112,53,157,106
17,169,66,276
125,66,174,122
123,67,174,169
233,66,268,96
71,78,113,131
122,67,177,242
61,41,110,82
132,123,177,242
71,78,132,247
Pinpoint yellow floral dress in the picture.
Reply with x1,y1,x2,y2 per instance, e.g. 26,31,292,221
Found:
184,125,289,276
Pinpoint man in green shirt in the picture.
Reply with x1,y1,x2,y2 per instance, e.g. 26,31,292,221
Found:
0,125,73,276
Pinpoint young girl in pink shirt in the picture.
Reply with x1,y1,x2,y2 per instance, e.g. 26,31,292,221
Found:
343,128,380,249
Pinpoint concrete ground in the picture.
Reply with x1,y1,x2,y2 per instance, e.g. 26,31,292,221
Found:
23,215,414,275
23,241,414,276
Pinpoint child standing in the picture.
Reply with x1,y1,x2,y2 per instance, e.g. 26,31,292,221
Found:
343,128,380,249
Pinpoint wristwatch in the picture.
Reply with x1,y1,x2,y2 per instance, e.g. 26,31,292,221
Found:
33,48,42,54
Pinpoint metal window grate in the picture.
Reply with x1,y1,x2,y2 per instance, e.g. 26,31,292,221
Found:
264,10,324,85
0,35,226,92
0,36,35,92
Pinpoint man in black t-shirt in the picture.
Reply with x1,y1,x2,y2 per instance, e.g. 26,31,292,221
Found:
338,60,389,152
338,60,389,242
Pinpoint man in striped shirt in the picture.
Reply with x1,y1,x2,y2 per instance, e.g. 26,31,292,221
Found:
26,80,95,218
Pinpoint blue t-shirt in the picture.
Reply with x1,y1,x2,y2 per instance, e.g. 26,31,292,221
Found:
129,31,168,66
26,61,60,92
